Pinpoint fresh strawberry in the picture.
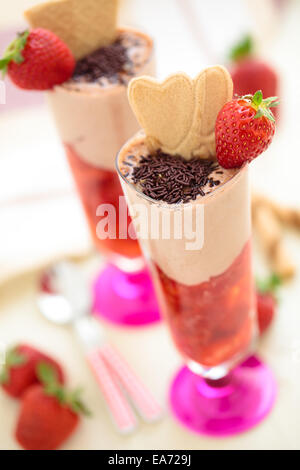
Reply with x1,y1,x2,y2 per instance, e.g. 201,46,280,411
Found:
215,90,278,169
16,363,90,450
0,344,64,398
0,29,75,90
229,35,279,119
256,274,280,334
257,292,276,334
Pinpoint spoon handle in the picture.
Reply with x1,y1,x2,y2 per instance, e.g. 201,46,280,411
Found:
86,349,138,434
100,343,163,423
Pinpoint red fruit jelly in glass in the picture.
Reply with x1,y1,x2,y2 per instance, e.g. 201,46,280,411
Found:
65,144,141,259
155,240,255,368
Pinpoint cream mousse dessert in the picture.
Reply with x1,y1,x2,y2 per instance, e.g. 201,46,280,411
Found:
47,28,154,172
117,134,253,370
47,28,154,258
24,0,155,259
116,66,257,372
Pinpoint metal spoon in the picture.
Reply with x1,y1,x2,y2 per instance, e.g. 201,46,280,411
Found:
37,261,162,433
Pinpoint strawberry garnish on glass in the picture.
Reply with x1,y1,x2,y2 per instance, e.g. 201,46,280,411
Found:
15,363,90,450
215,90,279,169
0,28,75,90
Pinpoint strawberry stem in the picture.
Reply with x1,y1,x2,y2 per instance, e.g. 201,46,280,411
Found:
252,90,263,107
242,90,279,123
0,30,29,77
37,362,91,416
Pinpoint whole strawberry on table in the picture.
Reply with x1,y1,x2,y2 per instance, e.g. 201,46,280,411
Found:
229,35,279,120
16,363,90,450
0,344,89,450
0,344,64,398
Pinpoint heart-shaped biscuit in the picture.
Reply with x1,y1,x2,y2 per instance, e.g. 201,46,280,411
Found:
128,73,194,154
24,0,119,60
128,66,233,159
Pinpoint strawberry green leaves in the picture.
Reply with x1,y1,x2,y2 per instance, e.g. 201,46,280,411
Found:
263,97,280,108
0,30,29,76
229,34,254,63
69,388,91,416
256,273,281,293
241,90,279,123
252,90,263,107
37,362,91,416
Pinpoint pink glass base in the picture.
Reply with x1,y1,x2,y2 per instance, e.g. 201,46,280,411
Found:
169,356,276,437
92,263,161,327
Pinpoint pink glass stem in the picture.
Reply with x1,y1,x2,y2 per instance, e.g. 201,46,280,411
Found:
100,343,163,422
86,349,137,434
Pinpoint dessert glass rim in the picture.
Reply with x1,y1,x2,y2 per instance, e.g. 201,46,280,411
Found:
115,137,248,210
51,26,154,95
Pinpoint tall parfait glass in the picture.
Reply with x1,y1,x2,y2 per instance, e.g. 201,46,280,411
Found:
116,133,276,436
47,28,159,326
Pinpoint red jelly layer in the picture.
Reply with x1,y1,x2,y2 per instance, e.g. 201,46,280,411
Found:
65,144,141,259
154,240,255,367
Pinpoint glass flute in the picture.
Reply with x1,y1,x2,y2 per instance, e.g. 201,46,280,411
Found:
116,138,276,436
46,28,159,326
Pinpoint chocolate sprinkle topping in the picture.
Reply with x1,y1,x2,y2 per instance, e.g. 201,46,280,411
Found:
73,39,130,83
131,150,221,204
